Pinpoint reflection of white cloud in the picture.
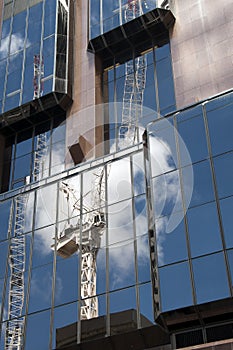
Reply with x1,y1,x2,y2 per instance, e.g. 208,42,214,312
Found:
25,103,193,293
0,33,28,59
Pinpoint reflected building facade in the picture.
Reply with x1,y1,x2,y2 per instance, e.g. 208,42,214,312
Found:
0,0,233,349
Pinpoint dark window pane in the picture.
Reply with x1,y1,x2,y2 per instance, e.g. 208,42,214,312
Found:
6,69,22,94
4,92,20,112
8,51,23,73
214,152,233,199
156,215,187,266
16,130,33,157
13,153,31,181
184,160,214,208
12,10,27,33
227,249,233,287
220,197,233,249
187,202,222,258
207,103,233,156
1,18,11,39
27,20,42,43
193,252,230,304
177,114,208,166
159,261,193,311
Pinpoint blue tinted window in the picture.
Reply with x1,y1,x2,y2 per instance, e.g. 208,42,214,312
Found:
227,249,233,286
0,36,10,60
6,70,22,94
4,93,20,111
187,202,222,258
27,20,42,44
1,19,11,39
177,113,208,166
156,215,187,266
193,253,230,304
214,152,233,199
29,2,43,24
184,160,214,208
207,103,233,156
0,200,12,241
44,14,56,38
220,197,233,249
13,154,32,181
8,51,23,73
44,0,57,17
159,261,193,311
12,11,27,33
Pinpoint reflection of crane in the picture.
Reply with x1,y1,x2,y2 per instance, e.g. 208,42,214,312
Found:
52,169,106,320
5,56,47,349
33,55,44,100
119,0,147,147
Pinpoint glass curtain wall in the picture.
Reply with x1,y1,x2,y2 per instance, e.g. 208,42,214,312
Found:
146,91,233,313
0,0,70,114
0,114,66,192
1,90,233,348
0,146,153,349
103,43,176,154
89,0,158,38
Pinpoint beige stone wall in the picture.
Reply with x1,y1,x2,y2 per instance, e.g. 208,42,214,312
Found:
170,0,233,109
66,0,100,166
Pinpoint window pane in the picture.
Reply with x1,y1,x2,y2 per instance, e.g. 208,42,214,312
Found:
207,103,233,156
214,152,233,199
55,254,78,306
159,262,193,311
13,153,31,181
25,310,50,350
187,202,222,258
0,200,12,242
193,252,230,304
156,215,187,266
177,113,208,166
220,197,233,249
184,160,214,208
227,249,233,286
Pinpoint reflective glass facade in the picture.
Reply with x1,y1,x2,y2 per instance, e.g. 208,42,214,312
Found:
89,0,158,38
0,0,233,349
1,92,233,348
146,92,233,316
0,0,70,114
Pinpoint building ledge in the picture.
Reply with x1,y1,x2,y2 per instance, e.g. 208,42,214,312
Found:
88,8,175,68
56,309,170,350
0,92,72,135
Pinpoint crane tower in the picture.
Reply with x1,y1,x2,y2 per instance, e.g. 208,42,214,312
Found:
4,56,47,349
119,0,147,147
53,0,147,322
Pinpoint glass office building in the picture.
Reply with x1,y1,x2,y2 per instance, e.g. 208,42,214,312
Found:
0,0,233,349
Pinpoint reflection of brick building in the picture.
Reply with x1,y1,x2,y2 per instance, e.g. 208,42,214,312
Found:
0,1,233,349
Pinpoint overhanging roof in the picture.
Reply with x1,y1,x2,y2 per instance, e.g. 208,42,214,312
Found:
87,8,175,68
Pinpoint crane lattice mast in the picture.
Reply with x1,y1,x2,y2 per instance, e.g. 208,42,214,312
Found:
119,0,147,147
53,176,105,320
5,55,47,349
33,55,44,100
5,195,28,350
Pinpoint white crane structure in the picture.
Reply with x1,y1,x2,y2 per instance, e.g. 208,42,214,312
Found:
52,172,106,320
53,0,147,322
119,0,147,147
5,57,47,350
33,54,44,100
